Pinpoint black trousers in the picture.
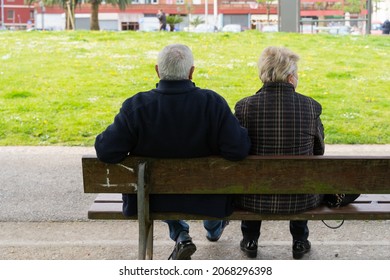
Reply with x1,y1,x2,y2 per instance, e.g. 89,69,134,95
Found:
241,220,309,241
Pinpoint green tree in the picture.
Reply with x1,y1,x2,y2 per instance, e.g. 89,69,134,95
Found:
89,0,132,31
190,16,204,28
27,0,132,30
166,15,183,32
344,0,365,14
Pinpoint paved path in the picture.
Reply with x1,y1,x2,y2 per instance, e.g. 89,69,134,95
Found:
0,145,389,260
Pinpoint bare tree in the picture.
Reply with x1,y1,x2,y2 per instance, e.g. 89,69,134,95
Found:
25,0,79,30
256,0,275,25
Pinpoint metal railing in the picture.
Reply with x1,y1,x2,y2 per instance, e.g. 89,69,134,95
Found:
300,18,371,35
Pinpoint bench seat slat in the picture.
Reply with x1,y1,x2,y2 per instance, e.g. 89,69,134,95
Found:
93,193,390,204
88,199,390,221
95,193,123,203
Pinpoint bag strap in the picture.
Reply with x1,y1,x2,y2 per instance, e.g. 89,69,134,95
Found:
321,220,344,229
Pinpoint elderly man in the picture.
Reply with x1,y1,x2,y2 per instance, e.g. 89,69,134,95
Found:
95,44,250,260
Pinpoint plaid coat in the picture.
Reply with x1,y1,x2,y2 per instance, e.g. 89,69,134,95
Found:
234,82,325,214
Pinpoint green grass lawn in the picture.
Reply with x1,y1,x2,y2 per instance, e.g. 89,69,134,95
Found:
0,30,389,146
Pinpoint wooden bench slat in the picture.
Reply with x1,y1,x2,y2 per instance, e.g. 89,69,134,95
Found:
355,194,390,203
88,202,126,219
88,197,390,221
92,193,390,204
95,193,123,203
82,156,390,194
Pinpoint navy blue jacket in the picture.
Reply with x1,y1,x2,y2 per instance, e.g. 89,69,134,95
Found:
95,80,250,218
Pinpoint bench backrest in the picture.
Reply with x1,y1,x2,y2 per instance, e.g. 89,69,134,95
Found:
82,155,390,194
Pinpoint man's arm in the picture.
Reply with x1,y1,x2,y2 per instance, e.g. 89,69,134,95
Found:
94,105,135,164
217,100,251,161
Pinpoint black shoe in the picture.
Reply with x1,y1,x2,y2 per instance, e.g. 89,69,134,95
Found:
206,221,229,242
292,240,311,259
240,239,258,258
168,232,197,260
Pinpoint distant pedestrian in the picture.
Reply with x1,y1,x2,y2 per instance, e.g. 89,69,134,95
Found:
157,9,167,31
382,20,390,35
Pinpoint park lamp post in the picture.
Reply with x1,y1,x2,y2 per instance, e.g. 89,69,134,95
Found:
204,0,208,25
1,0,5,29
39,0,45,30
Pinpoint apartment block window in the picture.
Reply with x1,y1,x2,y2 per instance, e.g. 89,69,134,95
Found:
7,10,14,20
142,0,158,3
176,0,185,4
132,0,158,3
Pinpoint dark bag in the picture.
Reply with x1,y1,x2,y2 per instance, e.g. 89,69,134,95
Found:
321,194,361,229
323,194,361,208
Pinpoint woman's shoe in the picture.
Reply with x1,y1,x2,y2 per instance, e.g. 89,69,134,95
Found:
292,240,311,259
240,239,258,258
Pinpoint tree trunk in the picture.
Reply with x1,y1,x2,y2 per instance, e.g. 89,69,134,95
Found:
90,0,100,31
65,1,75,30
65,9,71,30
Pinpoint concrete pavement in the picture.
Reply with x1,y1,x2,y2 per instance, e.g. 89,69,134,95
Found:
0,145,389,260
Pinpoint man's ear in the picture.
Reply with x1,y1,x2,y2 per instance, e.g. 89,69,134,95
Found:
155,65,160,78
189,66,195,80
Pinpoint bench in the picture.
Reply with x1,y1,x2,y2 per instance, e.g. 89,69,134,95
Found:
82,155,390,259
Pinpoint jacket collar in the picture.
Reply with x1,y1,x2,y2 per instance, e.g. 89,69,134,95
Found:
155,80,197,94
256,82,295,94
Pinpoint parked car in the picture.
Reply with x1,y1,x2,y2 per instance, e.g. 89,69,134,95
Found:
328,25,351,35
193,24,218,33
221,24,242,32
314,25,351,35
300,24,316,34
262,25,278,32
138,17,159,32
371,22,383,35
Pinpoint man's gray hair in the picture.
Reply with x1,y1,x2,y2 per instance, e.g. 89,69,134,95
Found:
258,46,299,83
157,44,194,80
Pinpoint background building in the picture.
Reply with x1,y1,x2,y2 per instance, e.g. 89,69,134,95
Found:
0,0,34,30
2,0,388,33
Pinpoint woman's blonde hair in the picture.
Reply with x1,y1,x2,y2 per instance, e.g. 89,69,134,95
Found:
258,46,299,83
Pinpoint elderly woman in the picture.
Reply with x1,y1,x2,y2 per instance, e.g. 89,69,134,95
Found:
234,46,325,260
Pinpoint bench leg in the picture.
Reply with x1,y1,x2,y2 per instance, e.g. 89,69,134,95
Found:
137,162,153,260
146,221,154,259
139,219,154,260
